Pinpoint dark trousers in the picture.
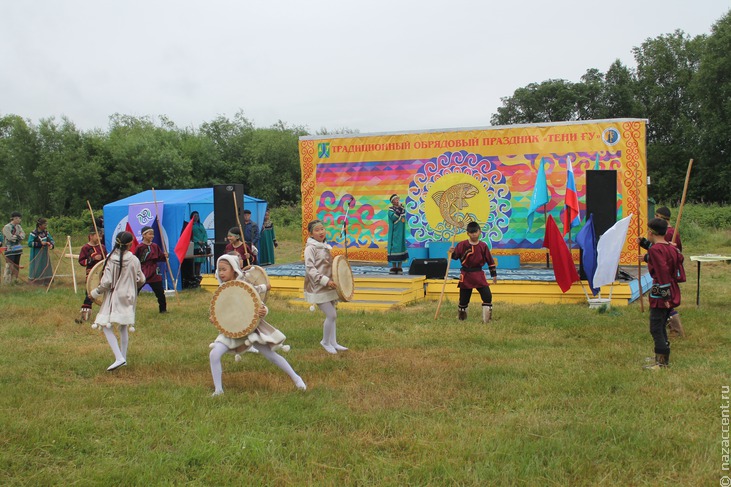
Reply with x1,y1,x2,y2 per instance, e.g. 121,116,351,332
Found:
139,280,167,312
649,307,671,355
459,286,492,309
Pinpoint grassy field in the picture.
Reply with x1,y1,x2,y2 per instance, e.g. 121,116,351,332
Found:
1,206,730,485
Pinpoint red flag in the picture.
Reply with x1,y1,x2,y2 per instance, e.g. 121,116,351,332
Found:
174,219,195,265
124,222,139,254
543,215,579,293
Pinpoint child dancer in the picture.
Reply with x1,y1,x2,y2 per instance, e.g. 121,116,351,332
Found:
209,254,306,396
90,231,146,371
134,225,168,313
75,228,107,324
304,220,347,354
449,221,498,323
639,218,684,370
225,226,256,266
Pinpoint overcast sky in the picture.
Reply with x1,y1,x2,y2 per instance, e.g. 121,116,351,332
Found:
1,1,728,134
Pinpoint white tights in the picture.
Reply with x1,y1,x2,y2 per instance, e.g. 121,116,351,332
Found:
209,342,303,394
318,301,338,346
102,325,129,361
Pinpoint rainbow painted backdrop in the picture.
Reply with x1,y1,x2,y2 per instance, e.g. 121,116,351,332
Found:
300,119,647,265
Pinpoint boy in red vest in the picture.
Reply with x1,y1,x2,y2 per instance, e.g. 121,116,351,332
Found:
449,221,497,323
135,226,168,313
639,218,684,370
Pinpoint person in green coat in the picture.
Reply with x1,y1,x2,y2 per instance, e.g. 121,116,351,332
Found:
190,211,209,278
387,194,408,274
28,217,55,285
258,209,278,266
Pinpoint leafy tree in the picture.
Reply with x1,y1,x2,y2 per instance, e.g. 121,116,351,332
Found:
694,10,731,202
0,114,40,214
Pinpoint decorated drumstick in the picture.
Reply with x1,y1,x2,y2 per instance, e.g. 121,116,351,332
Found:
232,190,251,266
151,188,179,301
672,159,693,245
341,197,354,259
434,221,464,320
87,200,107,260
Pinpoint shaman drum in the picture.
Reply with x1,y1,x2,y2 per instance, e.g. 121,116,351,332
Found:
245,265,270,301
332,255,355,302
210,280,263,339
86,259,107,305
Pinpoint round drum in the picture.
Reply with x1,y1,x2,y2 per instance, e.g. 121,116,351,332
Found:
245,265,270,301
86,259,107,305
332,255,355,302
210,280,263,338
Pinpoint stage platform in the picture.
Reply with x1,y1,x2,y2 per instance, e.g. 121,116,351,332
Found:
200,261,652,311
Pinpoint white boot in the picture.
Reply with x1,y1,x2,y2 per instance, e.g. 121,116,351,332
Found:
482,304,492,324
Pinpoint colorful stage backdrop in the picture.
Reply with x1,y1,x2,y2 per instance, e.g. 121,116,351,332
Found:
299,119,647,265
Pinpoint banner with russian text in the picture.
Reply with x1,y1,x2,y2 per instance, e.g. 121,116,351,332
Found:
299,119,647,265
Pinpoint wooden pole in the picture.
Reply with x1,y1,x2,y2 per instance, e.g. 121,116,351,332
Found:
45,237,70,292
232,190,250,267
434,228,460,320
151,188,179,301
67,236,77,294
672,159,694,244
86,201,107,260
636,210,645,313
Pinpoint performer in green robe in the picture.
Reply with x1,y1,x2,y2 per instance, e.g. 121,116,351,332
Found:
387,194,408,274
258,209,277,266
190,211,209,278
28,218,55,285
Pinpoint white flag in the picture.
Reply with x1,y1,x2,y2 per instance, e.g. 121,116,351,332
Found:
592,214,633,288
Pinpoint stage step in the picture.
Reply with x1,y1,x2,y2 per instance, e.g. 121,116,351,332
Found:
288,298,404,311
424,278,632,306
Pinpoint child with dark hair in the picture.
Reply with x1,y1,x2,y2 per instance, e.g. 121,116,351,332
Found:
304,219,347,354
209,254,305,396
654,206,685,337
134,226,168,313
27,217,55,285
76,228,106,324
638,217,684,370
2,211,25,284
225,226,256,265
449,221,497,323
90,231,146,371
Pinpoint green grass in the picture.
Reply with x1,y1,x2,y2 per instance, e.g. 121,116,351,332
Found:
1,205,730,485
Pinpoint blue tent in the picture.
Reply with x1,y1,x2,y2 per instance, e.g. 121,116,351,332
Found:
103,188,266,289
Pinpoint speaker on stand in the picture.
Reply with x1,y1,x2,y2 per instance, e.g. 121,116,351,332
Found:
581,170,617,280
213,183,244,265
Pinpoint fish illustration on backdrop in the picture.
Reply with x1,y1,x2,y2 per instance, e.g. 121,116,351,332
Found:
430,183,479,229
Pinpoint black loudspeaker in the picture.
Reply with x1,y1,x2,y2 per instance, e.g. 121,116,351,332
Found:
582,170,617,280
408,258,448,279
213,183,244,263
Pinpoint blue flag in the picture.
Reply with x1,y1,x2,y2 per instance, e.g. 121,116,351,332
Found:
527,158,549,232
575,213,598,295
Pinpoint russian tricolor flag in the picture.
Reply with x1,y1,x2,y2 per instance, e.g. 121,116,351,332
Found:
562,156,581,236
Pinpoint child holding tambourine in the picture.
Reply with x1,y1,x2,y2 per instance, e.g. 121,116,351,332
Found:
208,254,306,396
304,220,348,354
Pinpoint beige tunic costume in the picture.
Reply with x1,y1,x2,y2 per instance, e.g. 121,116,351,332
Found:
91,249,145,326
212,255,287,352
303,237,339,304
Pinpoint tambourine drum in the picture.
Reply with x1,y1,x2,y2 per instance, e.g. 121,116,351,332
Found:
332,255,355,302
86,259,107,305
210,280,263,339
245,265,270,301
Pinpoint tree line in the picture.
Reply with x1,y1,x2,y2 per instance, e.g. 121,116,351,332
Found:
1,11,729,220
492,10,731,204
